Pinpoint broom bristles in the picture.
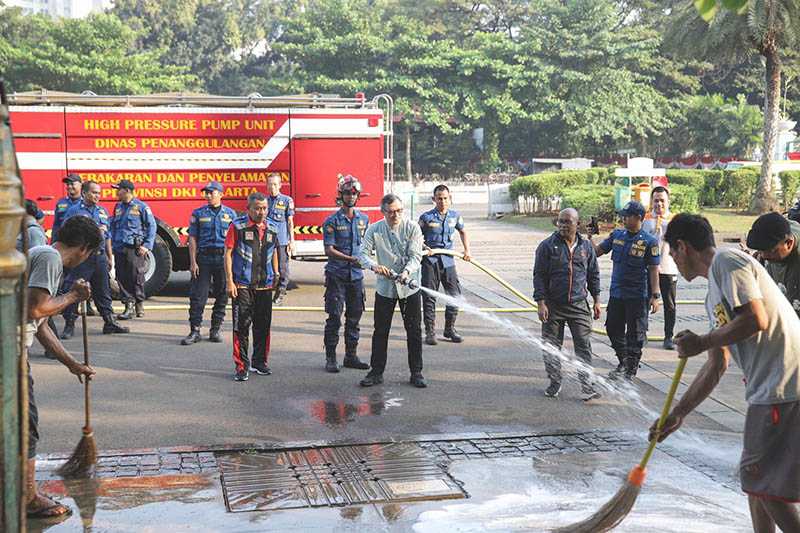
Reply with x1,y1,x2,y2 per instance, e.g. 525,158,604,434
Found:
552,466,645,533
57,428,97,478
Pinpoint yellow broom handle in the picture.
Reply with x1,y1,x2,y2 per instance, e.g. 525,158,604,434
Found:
81,300,91,429
639,357,687,469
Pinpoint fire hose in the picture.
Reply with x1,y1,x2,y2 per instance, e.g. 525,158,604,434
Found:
126,249,705,342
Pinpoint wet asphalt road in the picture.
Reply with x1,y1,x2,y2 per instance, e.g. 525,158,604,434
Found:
30,209,727,455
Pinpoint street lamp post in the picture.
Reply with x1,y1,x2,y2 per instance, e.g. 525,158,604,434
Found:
0,79,29,532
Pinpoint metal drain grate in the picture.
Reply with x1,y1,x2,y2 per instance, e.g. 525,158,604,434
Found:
218,442,466,512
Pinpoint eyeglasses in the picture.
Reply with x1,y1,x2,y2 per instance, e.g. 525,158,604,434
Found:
385,208,404,215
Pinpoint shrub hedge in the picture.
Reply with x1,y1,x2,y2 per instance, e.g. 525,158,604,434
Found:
509,169,606,199
779,170,800,207
722,168,759,209
560,184,617,221
667,184,700,213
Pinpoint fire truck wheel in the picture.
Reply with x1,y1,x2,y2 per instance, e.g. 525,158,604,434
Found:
143,234,172,298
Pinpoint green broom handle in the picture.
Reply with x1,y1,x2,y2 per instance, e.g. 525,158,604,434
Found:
81,300,91,429
639,357,687,469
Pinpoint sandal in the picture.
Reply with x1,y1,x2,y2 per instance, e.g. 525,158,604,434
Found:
27,496,73,520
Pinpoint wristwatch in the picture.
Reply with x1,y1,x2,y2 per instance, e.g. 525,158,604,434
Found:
651,293,661,299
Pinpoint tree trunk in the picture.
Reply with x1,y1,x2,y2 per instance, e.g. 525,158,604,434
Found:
752,45,781,213
405,124,412,181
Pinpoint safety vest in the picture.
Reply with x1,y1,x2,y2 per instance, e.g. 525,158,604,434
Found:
230,215,278,288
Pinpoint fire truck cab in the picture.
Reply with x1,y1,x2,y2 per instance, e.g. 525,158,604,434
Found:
8,90,393,296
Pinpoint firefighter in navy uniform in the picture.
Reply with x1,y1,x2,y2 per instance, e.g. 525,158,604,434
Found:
225,192,280,382
59,180,129,337
110,179,156,320
321,175,371,373
51,173,83,242
594,201,661,379
418,184,472,345
52,173,98,317
181,181,236,345
266,173,295,305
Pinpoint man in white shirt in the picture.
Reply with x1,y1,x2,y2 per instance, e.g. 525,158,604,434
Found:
358,193,426,388
642,186,679,349
651,213,800,532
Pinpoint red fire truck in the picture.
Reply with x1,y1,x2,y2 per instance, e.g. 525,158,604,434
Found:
8,90,394,296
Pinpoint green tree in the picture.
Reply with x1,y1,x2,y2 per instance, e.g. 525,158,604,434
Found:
669,1,800,212
112,0,297,95
0,8,195,94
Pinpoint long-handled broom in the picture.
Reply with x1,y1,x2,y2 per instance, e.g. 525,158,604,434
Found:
554,357,688,533
58,300,97,478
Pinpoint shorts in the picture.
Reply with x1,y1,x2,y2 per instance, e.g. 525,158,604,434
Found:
740,401,800,502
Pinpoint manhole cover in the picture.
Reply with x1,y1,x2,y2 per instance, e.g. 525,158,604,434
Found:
218,442,465,512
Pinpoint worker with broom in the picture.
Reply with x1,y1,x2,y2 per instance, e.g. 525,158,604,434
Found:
652,213,800,532
24,215,99,521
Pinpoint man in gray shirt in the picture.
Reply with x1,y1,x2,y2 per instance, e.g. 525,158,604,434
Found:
24,216,99,521
651,214,800,532
358,193,426,388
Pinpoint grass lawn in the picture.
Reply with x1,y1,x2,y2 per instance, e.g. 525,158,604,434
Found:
500,208,758,237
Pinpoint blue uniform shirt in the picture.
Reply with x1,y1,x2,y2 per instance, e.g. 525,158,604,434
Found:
51,196,82,241
110,198,156,252
322,208,370,281
599,228,661,299
64,200,111,241
267,193,295,246
188,203,236,249
418,208,464,268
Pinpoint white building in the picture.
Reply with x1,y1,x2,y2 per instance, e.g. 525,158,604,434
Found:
4,0,111,18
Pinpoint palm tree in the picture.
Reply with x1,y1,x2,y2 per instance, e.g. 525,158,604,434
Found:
667,1,800,213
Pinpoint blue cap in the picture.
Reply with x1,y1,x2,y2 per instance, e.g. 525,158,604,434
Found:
619,201,645,218
201,181,223,193
34,208,45,220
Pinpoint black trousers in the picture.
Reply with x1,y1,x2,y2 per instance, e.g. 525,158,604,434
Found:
63,252,113,320
276,244,290,292
605,297,648,369
232,288,273,372
541,300,594,391
660,274,677,339
114,246,146,304
421,259,461,328
189,256,228,330
369,291,423,376
324,273,365,355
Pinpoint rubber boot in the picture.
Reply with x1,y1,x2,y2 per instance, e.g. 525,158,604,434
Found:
443,315,462,343
208,322,223,343
102,314,129,334
325,348,340,373
135,301,144,318
343,345,369,369
624,355,640,379
60,319,75,340
424,324,438,346
117,301,135,320
182,328,202,345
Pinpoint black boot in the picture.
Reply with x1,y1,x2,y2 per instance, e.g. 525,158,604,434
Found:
424,324,438,346
60,319,75,340
443,316,462,343
135,301,144,318
182,328,201,345
325,349,340,373
102,314,129,334
117,302,135,320
343,346,369,369
86,301,97,316
624,356,640,379
208,323,223,343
